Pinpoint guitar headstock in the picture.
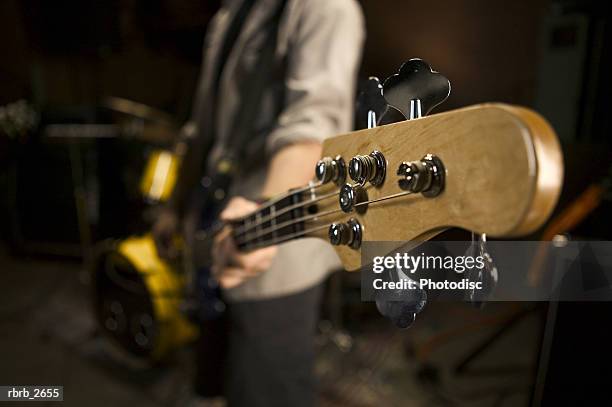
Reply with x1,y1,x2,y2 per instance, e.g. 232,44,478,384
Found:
307,104,563,270
229,60,563,274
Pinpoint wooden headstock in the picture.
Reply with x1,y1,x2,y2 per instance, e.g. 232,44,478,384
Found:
305,103,563,270
229,59,562,273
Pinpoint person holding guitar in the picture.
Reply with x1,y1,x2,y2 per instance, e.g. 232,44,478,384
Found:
152,0,364,405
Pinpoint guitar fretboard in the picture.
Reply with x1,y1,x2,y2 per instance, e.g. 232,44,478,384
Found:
231,189,309,250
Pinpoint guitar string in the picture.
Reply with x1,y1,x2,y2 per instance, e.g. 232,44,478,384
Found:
354,190,414,207
241,224,331,250
192,187,340,241
236,190,415,248
233,207,343,245
232,189,341,235
234,190,415,246
232,180,381,236
230,180,326,222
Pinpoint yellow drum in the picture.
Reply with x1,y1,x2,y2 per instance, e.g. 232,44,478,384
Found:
92,234,197,365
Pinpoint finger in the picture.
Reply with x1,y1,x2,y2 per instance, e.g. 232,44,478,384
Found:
212,227,236,271
219,197,244,220
220,197,259,220
216,266,250,289
234,246,278,276
213,226,232,245
219,270,247,289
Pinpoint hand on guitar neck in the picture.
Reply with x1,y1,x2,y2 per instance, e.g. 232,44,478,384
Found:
212,142,323,289
212,197,278,289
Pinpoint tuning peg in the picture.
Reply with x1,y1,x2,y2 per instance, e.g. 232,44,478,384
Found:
396,154,445,197
348,150,386,186
377,105,406,125
338,183,368,213
375,268,427,329
315,155,346,185
376,300,419,329
464,233,498,307
355,77,391,130
328,218,362,249
382,59,451,120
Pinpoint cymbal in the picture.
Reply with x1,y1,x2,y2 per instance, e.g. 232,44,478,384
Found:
103,96,177,126
102,97,179,145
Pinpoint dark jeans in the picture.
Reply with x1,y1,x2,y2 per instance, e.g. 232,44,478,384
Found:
195,284,323,407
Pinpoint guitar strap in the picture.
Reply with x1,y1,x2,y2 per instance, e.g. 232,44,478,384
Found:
214,0,288,168
189,0,288,229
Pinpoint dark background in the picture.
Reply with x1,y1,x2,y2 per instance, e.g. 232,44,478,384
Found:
1,0,612,406
1,0,609,125
2,0,611,150
2,0,611,244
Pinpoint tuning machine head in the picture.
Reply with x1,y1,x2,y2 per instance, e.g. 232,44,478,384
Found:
339,183,368,213
356,77,390,130
328,218,362,249
383,59,451,120
315,155,346,185
375,268,427,329
397,154,445,197
348,150,386,186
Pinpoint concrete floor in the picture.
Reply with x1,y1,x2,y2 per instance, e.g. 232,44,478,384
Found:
0,247,542,407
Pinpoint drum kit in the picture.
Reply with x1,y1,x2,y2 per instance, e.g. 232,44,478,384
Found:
90,97,196,366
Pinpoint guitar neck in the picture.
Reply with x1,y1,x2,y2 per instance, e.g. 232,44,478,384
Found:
230,182,332,250
226,103,563,272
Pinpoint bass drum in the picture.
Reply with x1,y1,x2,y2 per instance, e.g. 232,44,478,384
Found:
92,234,198,366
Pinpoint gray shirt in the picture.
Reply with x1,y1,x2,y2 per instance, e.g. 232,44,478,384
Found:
187,0,365,300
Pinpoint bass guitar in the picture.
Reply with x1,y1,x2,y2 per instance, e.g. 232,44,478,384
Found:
94,59,563,363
